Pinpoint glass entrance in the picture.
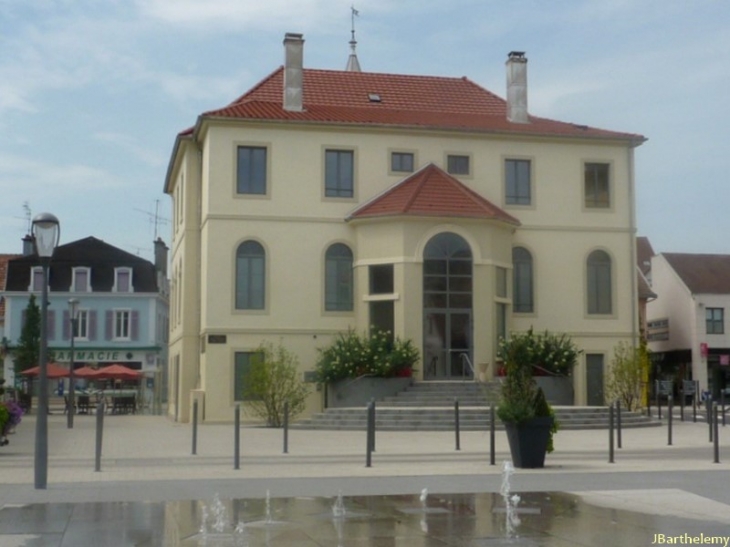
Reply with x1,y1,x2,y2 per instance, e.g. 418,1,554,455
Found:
423,233,473,380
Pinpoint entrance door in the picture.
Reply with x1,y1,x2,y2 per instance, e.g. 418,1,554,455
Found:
586,354,605,406
423,232,473,380
424,311,472,379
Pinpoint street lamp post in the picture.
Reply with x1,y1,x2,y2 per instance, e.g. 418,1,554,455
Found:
67,298,79,429
32,213,60,490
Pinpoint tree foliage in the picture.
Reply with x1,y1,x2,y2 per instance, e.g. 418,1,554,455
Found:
606,340,650,411
243,341,311,428
14,294,41,375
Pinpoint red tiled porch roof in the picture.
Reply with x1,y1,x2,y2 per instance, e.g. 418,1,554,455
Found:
347,164,520,224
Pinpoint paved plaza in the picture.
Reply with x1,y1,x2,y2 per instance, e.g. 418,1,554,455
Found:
0,412,729,545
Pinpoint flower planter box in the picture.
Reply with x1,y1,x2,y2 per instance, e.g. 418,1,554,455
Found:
535,377,574,405
327,377,413,408
503,416,554,468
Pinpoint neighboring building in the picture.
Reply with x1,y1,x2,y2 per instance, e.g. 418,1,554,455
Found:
1,236,169,408
636,236,657,336
647,253,730,398
0,254,21,362
164,33,646,422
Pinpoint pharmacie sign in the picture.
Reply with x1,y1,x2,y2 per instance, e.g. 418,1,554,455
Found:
53,350,140,362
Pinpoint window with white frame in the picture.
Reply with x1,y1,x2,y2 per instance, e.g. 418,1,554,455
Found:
114,268,132,292
114,310,131,339
30,267,43,291
74,309,90,339
72,267,91,292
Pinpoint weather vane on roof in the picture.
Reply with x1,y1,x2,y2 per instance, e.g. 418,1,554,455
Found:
346,6,362,72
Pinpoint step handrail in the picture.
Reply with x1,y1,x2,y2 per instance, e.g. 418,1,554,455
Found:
459,352,476,381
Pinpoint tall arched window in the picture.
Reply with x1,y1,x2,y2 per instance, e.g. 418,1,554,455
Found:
512,246,533,313
325,243,353,311
236,241,265,310
587,250,612,315
423,232,473,379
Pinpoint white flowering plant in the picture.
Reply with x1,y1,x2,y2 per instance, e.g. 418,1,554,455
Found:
315,328,419,383
497,328,581,377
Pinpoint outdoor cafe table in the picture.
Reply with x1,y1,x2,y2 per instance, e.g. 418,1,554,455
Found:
76,390,138,414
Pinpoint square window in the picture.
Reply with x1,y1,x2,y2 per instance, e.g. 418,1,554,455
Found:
391,152,414,173
369,264,394,294
505,159,531,205
325,149,354,198
447,155,470,175
706,308,724,334
585,163,610,208
237,146,267,195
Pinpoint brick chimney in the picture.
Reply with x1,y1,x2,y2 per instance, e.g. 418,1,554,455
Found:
283,33,304,112
154,237,168,276
506,51,529,124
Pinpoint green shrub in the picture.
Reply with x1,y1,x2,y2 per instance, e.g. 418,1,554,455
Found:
243,341,310,428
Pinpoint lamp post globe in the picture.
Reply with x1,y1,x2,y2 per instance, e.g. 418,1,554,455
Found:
31,212,60,490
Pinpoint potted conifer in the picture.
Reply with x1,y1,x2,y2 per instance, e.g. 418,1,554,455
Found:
496,329,560,468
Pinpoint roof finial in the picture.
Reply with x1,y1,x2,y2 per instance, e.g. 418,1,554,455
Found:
346,6,361,72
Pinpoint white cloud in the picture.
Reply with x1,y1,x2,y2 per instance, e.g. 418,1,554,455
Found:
93,132,167,167
0,153,120,196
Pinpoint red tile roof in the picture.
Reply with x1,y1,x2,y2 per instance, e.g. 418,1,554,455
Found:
662,253,730,294
196,67,645,142
347,163,520,224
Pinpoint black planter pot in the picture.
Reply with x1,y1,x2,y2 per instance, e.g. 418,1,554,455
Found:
503,416,553,468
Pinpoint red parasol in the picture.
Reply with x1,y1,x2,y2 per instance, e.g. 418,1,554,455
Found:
21,362,69,379
72,366,102,378
94,364,142,380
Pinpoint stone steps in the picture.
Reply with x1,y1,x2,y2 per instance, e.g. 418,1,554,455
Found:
294,381,659,431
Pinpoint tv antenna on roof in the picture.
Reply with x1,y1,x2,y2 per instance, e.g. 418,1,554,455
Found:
134,200,169,240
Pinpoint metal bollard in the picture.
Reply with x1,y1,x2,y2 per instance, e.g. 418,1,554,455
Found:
713,403,720,464
693,396,697,423
283,401,289,454
192,399,198,455
95,401,105,472
657,393,662,420
616,400,622,449
365,401,374,468
722,392,726,427
370,398,376,453
609,402,615,464
667,395,673,446
454,399,460,451
234,404,240,470
680,392,685,422
489,405,496,466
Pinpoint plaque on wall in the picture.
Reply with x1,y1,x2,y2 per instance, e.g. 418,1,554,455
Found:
208,334,227,344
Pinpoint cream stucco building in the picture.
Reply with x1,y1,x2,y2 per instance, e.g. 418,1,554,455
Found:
164,34,646,423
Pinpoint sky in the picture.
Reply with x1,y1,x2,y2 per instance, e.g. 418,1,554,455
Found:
1,0,728,262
